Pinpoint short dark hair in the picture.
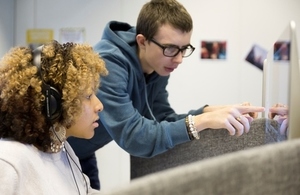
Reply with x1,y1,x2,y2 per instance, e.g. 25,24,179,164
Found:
136,0,193,41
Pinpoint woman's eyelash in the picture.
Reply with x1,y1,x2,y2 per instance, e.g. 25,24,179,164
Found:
86,94,92,99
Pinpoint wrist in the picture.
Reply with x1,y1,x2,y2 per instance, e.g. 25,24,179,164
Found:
185,115,200,140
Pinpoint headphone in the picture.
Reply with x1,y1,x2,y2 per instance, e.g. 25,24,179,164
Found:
33,45,87,194
32,46,62,123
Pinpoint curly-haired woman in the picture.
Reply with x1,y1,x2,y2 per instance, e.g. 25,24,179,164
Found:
0,40,107,195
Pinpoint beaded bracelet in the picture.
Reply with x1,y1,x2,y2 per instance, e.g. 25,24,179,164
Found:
185,115,200,140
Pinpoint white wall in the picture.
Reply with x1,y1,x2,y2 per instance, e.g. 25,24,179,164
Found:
167,0,300,114
2,0,300,191
0,0,14,57
13,0,147,46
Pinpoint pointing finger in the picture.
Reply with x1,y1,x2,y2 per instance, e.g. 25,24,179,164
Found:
237,106,265,114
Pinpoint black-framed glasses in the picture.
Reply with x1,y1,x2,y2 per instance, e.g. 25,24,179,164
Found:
150,39,195,58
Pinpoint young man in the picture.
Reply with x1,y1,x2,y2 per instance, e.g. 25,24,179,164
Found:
68,0,264,189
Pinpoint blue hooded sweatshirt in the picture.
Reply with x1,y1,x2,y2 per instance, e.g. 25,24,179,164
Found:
68,21,206,160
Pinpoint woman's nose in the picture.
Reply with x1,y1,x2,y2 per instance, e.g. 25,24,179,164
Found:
98,101,104,112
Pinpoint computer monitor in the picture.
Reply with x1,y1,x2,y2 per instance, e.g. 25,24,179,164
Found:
287,21,300,139
262,20,300,140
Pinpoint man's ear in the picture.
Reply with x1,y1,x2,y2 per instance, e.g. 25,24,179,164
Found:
136,34,147,49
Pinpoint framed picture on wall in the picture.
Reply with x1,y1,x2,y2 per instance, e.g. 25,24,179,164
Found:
245,44,267,70
273,41,290,61
200,41,227,60
26,29,54,50
59,27,86,44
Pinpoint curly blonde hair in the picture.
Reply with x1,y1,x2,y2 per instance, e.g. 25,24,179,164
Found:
0,40,108,152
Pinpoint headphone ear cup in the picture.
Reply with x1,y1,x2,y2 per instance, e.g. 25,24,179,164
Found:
44,85,62,122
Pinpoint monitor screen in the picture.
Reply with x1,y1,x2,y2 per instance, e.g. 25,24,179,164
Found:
262,21,300,140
